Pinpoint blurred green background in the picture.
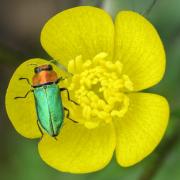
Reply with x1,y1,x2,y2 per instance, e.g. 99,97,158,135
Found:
0,0,180,180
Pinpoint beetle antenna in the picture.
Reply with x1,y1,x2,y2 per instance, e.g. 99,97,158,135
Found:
50,59,70,72
28,63,38,66
50,59,74,77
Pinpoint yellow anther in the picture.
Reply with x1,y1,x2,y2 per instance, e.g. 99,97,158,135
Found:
85,79,92,89
85,121,99,129
83,105,91,120
66,53,133,129
75,55,83,73
105,61,114,70
115,61,123,74
97,100,105,108
123,75,134,91
83,60,92,68
68,59,75,74
93,52,107,64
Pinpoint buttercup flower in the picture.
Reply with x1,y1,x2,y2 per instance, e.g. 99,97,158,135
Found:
6,6,169,173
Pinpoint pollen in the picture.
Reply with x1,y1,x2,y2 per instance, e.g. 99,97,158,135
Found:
66,53,134,129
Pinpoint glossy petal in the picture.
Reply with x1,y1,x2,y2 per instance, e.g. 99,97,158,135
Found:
5,58,65,138
41,6,114,66
38,122,115,173
114,11,165,91
115,93,169,166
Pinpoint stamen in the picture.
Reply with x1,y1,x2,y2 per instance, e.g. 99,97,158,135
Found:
65,52,134,129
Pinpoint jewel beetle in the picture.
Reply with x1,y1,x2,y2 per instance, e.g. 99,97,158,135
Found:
14,64,78,138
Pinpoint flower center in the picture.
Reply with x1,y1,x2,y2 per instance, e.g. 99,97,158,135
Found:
65,53,133,129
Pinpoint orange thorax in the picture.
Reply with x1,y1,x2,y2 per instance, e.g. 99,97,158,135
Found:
32,70,58,86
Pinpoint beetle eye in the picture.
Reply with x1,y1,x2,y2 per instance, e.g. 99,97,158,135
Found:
34,67,39,73
47,65,53,71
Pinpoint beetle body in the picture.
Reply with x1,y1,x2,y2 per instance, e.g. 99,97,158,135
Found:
14,64,77,137
33,84,64,136
32,65,63,137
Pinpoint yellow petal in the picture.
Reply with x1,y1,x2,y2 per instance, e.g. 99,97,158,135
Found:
41,6,114,66
38,122,115,173
115,93,169,167
114,11,165,91
5,58,65,139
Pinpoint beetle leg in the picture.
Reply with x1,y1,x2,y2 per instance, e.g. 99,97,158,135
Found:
52,136,58,141
59,76,65,81
56,77,70,85
55,77,65,84
64,107,78,123
60,88,79,105
18,77,32,86
14,90,33,99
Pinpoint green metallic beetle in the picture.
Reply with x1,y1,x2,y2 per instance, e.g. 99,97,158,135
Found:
14,64,78,138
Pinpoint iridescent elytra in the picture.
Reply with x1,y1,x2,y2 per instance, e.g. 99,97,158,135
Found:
14,64,78,138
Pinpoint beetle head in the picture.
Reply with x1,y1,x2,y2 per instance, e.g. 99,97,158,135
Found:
34,64,53,74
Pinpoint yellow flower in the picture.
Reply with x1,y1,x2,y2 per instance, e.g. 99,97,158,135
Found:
6,6,169,173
